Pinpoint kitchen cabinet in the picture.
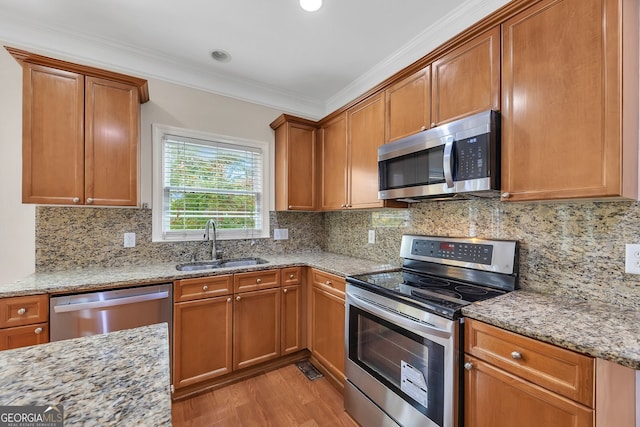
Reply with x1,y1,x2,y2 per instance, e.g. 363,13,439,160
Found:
465,319,639,427
500,0,638,201
281,267,305,355
7,47,148,206
384,26,500,143
173,275,233,389
233,270,281,370
319,113,348,210
309,269,345,388
271,114,318,211
0,294,49,350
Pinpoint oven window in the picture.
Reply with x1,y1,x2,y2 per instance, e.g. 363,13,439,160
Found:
348,306,444,426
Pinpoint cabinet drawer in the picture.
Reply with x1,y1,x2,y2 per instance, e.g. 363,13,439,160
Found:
0,294,48,328
311,269,345,297
0,322,49,351
234,269,280,293
174,275,233,302
465,319,594,407
281,267,303,286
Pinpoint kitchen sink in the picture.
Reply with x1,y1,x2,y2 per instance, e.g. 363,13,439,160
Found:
176,257,269,271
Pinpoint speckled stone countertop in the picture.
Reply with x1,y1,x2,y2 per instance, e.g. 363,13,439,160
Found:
0,252,397,297
0,323,171,425
462,291,640,370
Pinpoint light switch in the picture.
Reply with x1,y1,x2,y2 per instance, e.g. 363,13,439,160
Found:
124,232,136,248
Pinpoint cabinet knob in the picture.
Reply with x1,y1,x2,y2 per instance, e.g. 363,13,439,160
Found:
236,295,241,301
72,197,80,204
289,274,295,279
511,351,522,360
86,197,94,204
325,280,332,286
202,285,209,291
34,327,43,334
256,278,262,284
17,308,26,315
283,288,288,293
421,125,427,131
288,205,293,209
501,192,511,199
341,204,347,208
431,123,436,128
226,297,231,302
464,362,474,371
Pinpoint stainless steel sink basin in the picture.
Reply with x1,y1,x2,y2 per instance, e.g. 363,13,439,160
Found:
176,257,269,271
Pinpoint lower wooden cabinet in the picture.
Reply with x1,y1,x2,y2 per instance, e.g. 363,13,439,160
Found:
281,283,304,355
173,294,233,389
233,287,281,370
0,294,49,351
309,269,346,386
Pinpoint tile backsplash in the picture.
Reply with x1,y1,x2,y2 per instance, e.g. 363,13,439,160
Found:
36,199,640,308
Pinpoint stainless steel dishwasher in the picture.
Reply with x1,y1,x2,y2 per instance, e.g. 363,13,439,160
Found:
49,283,172,342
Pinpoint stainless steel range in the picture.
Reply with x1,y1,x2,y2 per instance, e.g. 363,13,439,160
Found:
345,235,519,427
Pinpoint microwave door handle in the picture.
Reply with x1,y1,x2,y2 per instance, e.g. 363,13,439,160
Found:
443,136,454,188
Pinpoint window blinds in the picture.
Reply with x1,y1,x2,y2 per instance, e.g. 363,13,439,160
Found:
162,134,263,238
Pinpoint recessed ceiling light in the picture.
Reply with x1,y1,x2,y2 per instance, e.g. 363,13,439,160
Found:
211,49,231,63
300,0,322,12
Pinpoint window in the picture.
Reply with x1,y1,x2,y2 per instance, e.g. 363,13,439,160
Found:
152,124,270,242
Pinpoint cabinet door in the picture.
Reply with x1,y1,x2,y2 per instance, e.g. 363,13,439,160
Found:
501,0,621,201
320,113,348,210
431,26,500,125
233,287,281,370
0,323,48,350
173,296,233,389
274,121,317,211
85,76,139,206
348,92,385,209
281,284,304,355
464,355,593,427
310,284,345,384
22,63,85,204
385,66,431,143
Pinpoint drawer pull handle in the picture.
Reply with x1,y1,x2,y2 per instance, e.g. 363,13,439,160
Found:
464,362,473,371
256,278,262,284
202,285,209,291
34,327,43,334
289,274,295,279
17,308,26,315
511,351,522,360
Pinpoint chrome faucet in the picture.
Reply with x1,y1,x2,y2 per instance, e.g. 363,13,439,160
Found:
204,218,223,261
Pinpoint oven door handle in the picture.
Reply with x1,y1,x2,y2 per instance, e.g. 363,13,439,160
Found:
348,293,452,340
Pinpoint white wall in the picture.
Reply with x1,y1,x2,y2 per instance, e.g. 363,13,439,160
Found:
0,46,285,285
0,48,35,284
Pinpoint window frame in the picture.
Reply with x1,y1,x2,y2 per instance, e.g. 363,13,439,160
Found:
152,124,270,242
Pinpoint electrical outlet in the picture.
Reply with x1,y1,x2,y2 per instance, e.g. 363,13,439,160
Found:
368,229,375,244
274,228,289,240
624,244,640,274
124,232,136,248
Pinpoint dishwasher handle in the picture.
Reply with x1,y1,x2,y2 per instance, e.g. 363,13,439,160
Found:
53,291,170,313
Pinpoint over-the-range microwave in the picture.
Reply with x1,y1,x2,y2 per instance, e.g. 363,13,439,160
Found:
378,110,500,202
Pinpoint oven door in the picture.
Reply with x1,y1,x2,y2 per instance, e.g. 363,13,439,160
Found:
345,285,459,427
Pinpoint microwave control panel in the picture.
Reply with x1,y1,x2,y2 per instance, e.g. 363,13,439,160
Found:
454,132,489,180
411,239,493,265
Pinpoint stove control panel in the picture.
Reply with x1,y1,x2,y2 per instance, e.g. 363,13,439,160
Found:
411,239,493,265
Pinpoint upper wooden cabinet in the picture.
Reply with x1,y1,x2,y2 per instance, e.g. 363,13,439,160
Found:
319,113,348,210
500,0,638,201
385,66,431,143
7,47,148,206
385,27,500,143
431,26,500,126
271,115,318,211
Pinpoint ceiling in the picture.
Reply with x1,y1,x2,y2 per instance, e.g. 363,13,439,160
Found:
0,0,509,119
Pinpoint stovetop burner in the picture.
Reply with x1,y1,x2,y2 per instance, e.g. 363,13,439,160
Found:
346,235,519,319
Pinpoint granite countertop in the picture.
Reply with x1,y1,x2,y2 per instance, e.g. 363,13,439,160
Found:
462,290,640,370
0,252,397,298
0,323,171,425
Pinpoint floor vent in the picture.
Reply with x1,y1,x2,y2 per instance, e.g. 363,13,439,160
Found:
295,360,324,381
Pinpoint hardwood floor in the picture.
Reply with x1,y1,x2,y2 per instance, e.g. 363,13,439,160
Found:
172,363,356,426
